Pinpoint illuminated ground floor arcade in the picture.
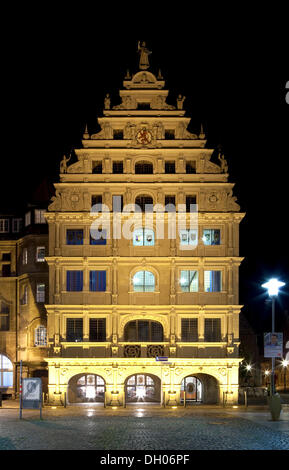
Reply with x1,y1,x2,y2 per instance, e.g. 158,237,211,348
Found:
46,358,242,406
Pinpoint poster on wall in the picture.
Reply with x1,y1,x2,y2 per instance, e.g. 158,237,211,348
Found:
264,333,283,358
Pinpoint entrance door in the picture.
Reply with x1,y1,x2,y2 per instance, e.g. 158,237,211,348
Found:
181,376,203,403
68,374,105,404
126,374,160,403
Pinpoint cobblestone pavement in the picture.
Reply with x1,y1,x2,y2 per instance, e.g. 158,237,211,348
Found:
0,402,289,450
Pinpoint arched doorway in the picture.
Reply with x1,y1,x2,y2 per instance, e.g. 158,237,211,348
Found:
125,374,161,403
68,374,105,404
181,376,203,403
181,374,220,404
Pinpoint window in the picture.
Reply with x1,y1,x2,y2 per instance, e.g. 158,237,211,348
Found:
0,219,9,233
180,271,198,292
133,271,155,292
36,283,45,303
34,325,47,347
113,195,124,212
186,161,196,174
124,320,164,342
2,253,11,261
180,229,198,246
22,286,28,305
135,196,153,212
89,319,106,342
0,302,9,331
90,229,107,246
36,247,46,262
204,271,222,292
165,196,176,212
67,271,83,292
12,218,22,233
92,161,102,174
113,130,123,140
35,209,46,224
66,230,84,245
186,196,197,212
165,161,176,173
89,271,106,292
133,229,155,247
91,195,103,209
181,319,198,342
204,318,221,342
137,103,151,110
0,354,13,387
135,162,153,174
25,212,31,227
66,319,83,342
203,229,221,246
165,130,175,140
23,248,28,265
2,265,11,277
113,161,124,174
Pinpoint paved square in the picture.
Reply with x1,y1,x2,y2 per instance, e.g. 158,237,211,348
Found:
0,403,289,450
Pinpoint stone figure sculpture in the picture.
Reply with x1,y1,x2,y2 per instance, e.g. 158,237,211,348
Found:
138,41,151,70
104,94,111,110
60,153,72,174
218,147,229,173
177,95,186,110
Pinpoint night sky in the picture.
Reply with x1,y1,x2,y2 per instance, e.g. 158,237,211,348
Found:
1,37,288,339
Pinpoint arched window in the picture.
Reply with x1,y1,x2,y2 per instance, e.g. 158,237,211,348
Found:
133,229,155,246
0,354,13,388
135,195,153,212
34,326,47,347
133,271,155,292
135,161,153,174
124,320,164,342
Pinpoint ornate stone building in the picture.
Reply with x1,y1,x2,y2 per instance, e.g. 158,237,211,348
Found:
45,44,245,406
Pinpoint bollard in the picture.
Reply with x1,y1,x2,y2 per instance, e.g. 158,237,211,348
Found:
223,392,226,408
244,390,248,409
104,392,106,408
163,391,166,408
64,392,67,408
123,393,126,408
0,391,2,407
184,391,186,408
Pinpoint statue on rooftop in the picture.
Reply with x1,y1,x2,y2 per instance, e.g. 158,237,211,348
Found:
60,153,72,174
177,95,186,110
218,146,229,173
138,41,151,70
104,94,111,110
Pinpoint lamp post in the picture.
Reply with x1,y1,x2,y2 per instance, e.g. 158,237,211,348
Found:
262,278,285,421
262,279,285,395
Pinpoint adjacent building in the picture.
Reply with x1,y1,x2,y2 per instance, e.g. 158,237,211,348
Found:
0,201,49,397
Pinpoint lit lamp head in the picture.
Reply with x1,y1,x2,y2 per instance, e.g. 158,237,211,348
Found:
245,364,252,372
282,360,289,368
262,279,285,297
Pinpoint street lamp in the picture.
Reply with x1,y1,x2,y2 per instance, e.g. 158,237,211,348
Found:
262,279,285,396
